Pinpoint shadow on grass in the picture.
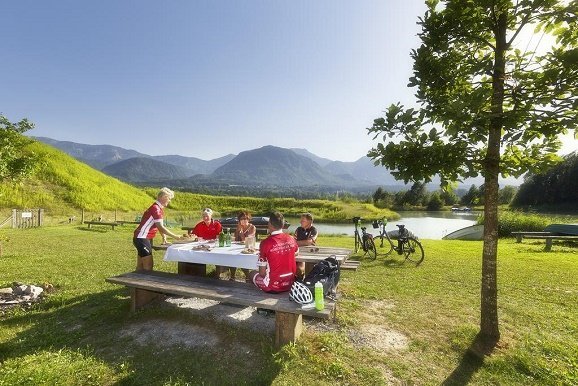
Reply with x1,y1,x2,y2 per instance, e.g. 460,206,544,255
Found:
0,288,283,384
441,351,484,386
441,334,497,386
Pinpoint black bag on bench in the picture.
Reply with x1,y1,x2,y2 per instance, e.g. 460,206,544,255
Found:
302,256,340,297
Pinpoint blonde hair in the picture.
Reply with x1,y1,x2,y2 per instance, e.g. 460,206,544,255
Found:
157,187,175,200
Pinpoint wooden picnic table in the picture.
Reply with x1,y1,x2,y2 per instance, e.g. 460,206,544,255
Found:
158,241,352,276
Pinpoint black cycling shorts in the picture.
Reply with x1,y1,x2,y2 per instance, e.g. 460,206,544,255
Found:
133,238,153,258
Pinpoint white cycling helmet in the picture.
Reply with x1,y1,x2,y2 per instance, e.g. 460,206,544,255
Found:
289,281,314,304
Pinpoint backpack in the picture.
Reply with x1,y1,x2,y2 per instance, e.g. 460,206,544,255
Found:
302,256,340,297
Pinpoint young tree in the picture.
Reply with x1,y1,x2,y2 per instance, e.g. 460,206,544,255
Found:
498,185,518,205
461,184,481,206
440,188,459,206
404,181,428,206
0,115,37,182
367,1,577,354
427,191,444,210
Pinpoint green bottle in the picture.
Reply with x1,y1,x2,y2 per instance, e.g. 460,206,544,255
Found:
218,231,225,247
314,281,324,311
225,228,231,247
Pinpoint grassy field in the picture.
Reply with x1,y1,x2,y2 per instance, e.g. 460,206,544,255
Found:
0,225,576,385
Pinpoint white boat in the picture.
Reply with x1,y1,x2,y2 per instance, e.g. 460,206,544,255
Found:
442,224,484,240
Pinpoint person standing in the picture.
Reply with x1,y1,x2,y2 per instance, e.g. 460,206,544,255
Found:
133,187,182,271
249,212,298,293
294,212,318,278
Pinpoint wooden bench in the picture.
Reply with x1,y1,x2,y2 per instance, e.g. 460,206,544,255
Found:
340,260,360,271
85,221,118,230
106,270,336,348
521,235,578,251
511,231,553,243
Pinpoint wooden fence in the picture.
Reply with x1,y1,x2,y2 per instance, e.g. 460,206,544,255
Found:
10,209,44,228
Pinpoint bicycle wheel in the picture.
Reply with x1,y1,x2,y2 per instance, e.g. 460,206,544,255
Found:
354,234,360,253
377,235,394,256
364,237,377,260
402,237,424,265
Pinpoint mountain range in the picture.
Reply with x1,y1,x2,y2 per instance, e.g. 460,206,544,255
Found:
33,137,400,193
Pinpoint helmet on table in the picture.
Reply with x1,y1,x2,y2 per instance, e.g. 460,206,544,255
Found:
289,281,313,304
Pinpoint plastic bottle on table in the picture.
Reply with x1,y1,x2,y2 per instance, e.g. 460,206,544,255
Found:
314,281,324,311
218,231,225,247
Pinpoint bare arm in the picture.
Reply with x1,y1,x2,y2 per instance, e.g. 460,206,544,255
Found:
296,239,315,246
157,222,181,239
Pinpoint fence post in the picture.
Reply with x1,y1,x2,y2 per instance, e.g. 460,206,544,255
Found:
12,209,17,229
38,209,44,227
81,209,85,224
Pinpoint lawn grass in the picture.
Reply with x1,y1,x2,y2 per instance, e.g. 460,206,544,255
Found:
0,225,576,385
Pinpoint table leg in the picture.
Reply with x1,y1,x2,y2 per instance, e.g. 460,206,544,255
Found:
178,262,206,276
275,312,302,348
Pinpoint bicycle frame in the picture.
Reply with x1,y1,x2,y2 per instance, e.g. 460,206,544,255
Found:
352,217,377,258
373,219,407,255
373,218,425,266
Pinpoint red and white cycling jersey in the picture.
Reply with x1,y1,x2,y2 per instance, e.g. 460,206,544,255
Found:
256,230,298,292
134,201,164,239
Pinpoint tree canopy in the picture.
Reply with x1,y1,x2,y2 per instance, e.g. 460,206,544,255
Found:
512,151,578,207
0,115,38,182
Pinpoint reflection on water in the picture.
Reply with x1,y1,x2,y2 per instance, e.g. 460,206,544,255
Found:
286,211,481,240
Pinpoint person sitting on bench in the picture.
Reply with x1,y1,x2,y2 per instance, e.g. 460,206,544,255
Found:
294,212,318,279
249,211,298,293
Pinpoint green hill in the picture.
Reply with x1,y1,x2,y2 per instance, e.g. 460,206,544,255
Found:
0,140,398,224
0,140,153,213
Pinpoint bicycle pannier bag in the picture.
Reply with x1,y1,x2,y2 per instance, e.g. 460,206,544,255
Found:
302,256,340,296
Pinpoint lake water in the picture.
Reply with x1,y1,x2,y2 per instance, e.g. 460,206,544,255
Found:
286,211,480,240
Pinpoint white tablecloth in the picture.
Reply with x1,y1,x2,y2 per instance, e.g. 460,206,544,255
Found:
163,241,259,270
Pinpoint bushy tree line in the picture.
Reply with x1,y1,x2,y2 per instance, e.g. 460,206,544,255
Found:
511,152,578,208
372,183,517,209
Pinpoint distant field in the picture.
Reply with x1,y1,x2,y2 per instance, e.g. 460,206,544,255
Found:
0,225,576,385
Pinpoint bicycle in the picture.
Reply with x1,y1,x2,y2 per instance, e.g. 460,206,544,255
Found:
352,217,377,259
372,217,424,265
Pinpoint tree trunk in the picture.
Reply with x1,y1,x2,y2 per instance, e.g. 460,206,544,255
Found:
475,9,508,354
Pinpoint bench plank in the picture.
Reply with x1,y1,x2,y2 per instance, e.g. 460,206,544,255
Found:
85,221,117,230
511,231,553,243
520,235,578,251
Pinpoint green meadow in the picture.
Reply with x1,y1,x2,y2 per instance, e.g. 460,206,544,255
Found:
0,224,576,385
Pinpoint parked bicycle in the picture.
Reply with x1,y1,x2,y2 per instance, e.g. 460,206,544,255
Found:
372,217,424,265
352,217,377,259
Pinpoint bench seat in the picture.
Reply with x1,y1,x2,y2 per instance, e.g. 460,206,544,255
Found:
340,260,360,271
85,221,117,230
106,270,335,348
520,235,578,251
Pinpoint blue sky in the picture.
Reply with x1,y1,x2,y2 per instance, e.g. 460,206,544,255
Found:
1,1,575,162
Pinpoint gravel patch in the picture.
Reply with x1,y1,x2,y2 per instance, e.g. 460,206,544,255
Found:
348,324,409,352
164,297,276,334
119,319,220,350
